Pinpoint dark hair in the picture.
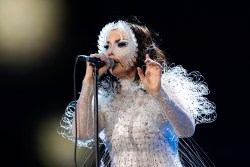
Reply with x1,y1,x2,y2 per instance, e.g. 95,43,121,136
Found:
124,16,167,81
99,16,167,90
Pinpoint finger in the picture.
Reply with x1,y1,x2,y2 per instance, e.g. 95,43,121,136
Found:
98,53,109,62
85,59,93,67
90,53,98,58
144,58,152,64
106,58,111,67
91,53,108,62
137,67,145,81
144,54,152,64
147,61,162,68
144,56,161,66
90,53,110,69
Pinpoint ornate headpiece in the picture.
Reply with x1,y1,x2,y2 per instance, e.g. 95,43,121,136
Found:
97,20,138,70
97,20,138,52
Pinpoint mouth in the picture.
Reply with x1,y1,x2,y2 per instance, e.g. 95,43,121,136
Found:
113,59,119,68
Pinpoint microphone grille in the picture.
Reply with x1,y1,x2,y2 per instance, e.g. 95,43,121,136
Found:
108,58,115,69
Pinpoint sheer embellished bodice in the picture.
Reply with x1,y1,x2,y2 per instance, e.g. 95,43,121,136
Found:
99,80,182,166
58,65,217,167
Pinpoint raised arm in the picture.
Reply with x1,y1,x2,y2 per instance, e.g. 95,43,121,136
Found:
72,80,95,140
137,54,195,138
72,54,110,139
155,87,195,138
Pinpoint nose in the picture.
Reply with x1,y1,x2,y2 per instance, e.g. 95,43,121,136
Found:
107,44,114,56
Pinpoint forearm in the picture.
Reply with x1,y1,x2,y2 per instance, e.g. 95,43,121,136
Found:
156,87,195,138
72,80,94,139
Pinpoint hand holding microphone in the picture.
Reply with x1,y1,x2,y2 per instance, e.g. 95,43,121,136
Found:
78,54,114,69
78,53,115,81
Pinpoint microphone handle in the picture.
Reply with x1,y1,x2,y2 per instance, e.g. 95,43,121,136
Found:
78,55,114,69
85,56,106,67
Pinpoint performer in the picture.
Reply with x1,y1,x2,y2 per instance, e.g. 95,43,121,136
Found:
58,16,217,166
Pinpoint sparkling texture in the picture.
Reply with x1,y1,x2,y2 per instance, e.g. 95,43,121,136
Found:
58,64,216,166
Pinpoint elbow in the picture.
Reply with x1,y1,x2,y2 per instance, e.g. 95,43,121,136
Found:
177,122,195,138
185,124,195,137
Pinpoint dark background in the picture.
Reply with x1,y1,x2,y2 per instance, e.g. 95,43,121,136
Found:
1,0,249,166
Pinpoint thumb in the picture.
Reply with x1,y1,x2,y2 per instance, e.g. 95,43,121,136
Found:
137,67,145,81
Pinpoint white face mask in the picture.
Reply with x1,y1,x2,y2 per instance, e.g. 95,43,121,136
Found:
97,21,138,70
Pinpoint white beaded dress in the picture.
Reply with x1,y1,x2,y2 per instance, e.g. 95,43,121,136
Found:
58,64,216,167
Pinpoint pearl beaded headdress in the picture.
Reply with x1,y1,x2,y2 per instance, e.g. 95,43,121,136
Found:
97,20,138,70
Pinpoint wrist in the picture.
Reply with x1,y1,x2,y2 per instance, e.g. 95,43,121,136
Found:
148,86,161,96
153,87,166,99
83,76,94,85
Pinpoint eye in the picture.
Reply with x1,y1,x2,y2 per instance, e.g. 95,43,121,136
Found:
118,41,128,48
104,44,109,50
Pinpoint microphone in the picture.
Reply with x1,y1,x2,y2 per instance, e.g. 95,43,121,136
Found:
78,55,115,69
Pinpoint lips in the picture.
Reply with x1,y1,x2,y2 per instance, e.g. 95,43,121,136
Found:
110,56,121,68
113,59,119,67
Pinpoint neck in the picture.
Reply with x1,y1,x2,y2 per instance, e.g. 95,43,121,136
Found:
119,76,135,82
118,67,137,81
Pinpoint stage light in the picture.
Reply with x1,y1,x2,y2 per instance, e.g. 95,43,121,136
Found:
0,0,65,68
35,113,92,167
